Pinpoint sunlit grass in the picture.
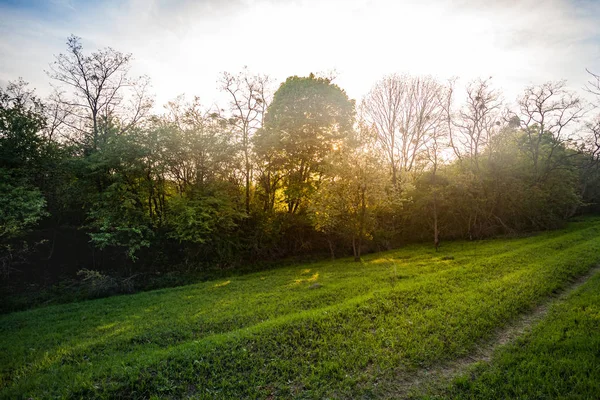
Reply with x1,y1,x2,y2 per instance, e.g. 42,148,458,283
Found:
1,218,600,398
434,266,600,399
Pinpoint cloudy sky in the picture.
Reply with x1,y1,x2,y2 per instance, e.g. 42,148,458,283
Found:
1,0,599,109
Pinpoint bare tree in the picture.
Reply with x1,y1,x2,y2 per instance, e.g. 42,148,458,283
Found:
361,74,447,187
448,78,503,171
219,67,272,213
442,78,508,239
423,84,453,250
425,125,445,251
575,69,600,212
360,75,402,186
47,35,152,151
516,81,586,180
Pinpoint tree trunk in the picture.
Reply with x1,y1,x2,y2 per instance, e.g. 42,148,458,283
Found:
245,167,250,214
432,166,440,251
244,140,251,214
355,185,367,262
352,237,359,262
433,190,440,251
327,237,335,260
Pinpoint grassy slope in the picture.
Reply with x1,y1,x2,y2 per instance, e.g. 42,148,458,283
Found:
431,264,600,400
1,219,600,399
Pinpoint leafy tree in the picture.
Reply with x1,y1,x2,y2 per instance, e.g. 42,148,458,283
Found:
310,129,386,261
255,74,355,214
0,79,46,173
159,97,239,194
75,118,153,260
0,171,47,240
0,80,50,276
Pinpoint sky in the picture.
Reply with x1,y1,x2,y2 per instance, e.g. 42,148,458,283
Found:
0,0,599,110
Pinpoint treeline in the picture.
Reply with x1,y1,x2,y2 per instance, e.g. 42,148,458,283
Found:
2,36,600,286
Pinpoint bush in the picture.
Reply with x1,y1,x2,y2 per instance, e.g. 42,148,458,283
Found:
76,269,135,298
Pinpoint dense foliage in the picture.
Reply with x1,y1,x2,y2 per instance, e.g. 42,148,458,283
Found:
2,36,600,299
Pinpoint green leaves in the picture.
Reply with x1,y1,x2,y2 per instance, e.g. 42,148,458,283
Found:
0,81,49,241
0,170,47,239
255,74,356,213
87,180,154,261
167,195,239,245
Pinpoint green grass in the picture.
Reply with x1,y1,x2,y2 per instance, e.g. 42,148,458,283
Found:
2,218,600,399
428,262,600,400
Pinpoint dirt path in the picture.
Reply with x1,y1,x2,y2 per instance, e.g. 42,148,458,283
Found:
379,265,600,399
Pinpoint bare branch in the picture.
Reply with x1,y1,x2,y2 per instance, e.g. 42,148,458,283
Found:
46,35,152,152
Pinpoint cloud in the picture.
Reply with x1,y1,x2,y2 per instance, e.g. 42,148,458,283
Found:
0,0,599,108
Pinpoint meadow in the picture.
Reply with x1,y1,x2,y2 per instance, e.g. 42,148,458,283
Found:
432,258,600,399
2,218,600,399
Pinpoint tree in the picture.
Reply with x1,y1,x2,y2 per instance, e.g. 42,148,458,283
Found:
447,78,503,171
82,120,154,261
310,129,386,261
361,74,447,187
219,68,272,213
0,79,47,173
47,35,152,152
425,124,446,250
149,97,245,265
443,78,505,238
516,81,585,181
159,96,239,194
0,80,49,276
577,70,600,211
254,74,355,214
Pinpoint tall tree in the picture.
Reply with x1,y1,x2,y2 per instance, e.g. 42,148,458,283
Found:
219,68,272,213
310,127,386,261
361,74,447,187
0,80,49,276
254,74,355,214
448,78,503,171
47,35,152,152
425,121,447,250
516,81,585,181
443,78,504,238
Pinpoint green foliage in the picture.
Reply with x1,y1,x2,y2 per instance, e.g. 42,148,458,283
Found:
401,126,581,241
167,193,242,244
0,79,46,172
87,181,154,260
2,38,600,321
310,136,388,258
0,80,52,279
0,81,49,240
2,219,600,398
82,125,155,260
255,74,356,213
0,170,47,239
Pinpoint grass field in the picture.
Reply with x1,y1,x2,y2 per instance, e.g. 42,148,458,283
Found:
2,218,600,399
430,262,600,400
